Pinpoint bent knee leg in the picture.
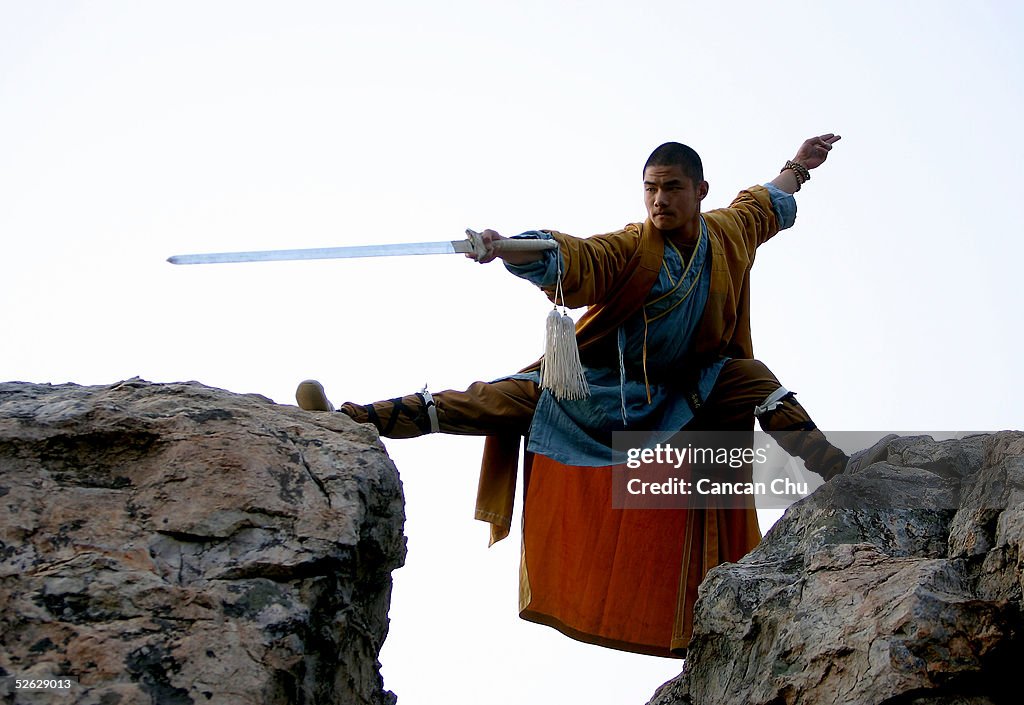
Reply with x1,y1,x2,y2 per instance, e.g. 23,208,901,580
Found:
726,358,778,386
707,358,782,407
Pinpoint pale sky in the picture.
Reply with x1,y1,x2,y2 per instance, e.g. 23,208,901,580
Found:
2,2,1022,703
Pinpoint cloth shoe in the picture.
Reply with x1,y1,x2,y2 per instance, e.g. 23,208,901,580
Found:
296,379,335,412
845,433,898,473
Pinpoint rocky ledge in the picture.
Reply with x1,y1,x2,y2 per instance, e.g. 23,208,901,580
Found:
0,379,406,705
4,379,1019,705
649,432,1023,705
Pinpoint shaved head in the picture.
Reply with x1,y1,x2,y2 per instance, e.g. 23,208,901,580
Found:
644,142,703,185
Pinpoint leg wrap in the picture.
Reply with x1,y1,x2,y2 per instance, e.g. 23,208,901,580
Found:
340,392,435,438
340,378,541,439
754,387,849,481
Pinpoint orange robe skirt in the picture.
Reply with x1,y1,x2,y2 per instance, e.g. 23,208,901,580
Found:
518,454,762,657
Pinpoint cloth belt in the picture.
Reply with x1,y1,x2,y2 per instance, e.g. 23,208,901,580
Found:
753,386,792,417
421,385,440,433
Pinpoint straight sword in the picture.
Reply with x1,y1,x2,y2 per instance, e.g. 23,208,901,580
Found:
167,229,557,265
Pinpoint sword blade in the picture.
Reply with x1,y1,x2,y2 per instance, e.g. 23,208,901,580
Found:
167,240,472,265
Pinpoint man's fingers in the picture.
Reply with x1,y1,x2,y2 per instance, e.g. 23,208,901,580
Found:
478,229,503,263
465,228,501,263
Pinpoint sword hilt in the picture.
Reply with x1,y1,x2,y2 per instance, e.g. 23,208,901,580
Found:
465,229,559,258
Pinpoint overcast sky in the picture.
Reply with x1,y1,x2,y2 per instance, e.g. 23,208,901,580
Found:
3,1,1022,703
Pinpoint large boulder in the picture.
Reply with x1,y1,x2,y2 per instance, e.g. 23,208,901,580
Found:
0,379,406,705
649,432,1023,705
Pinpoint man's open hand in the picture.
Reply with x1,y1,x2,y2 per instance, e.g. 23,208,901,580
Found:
794,133,841,170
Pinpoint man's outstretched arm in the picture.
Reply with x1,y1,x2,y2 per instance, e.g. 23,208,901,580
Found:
770,133,841,194
466,133,842,263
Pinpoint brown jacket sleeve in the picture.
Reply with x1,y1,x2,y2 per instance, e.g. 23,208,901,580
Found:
701,186,780,262
536,225,643,310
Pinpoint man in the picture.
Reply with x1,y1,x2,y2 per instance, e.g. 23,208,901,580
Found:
299,133,856,477
297,134,888,654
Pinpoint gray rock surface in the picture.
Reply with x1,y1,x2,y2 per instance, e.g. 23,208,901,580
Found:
0,379,406,704
649,432,1023,705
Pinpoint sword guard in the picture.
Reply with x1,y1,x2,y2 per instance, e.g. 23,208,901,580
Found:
465,229,489,259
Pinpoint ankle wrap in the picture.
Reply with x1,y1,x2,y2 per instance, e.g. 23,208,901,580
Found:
359,396,431,436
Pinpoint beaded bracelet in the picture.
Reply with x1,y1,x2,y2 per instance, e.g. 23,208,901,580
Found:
783,160,811,186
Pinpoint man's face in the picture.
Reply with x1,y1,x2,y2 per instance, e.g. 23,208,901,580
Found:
643,165,708,233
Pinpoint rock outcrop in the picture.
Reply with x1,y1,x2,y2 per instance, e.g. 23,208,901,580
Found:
5,379,1020,705
648,432,1023,705
0,379,405,705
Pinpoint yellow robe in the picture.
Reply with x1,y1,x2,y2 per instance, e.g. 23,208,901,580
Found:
475,185,781,655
